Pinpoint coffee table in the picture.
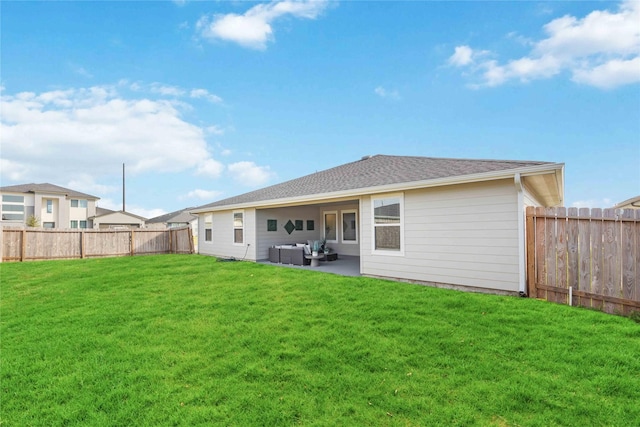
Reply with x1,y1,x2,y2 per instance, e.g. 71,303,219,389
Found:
304,254,325,267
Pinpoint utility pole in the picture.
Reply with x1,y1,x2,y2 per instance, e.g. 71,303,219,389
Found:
122,163,126,212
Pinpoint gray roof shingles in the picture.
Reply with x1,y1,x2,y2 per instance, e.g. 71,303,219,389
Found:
197,154,553,209
0,183,99,200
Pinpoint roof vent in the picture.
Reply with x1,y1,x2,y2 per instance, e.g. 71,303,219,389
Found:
361,155,372,161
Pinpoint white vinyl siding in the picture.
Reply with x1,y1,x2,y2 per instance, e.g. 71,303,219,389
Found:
361,179,521,292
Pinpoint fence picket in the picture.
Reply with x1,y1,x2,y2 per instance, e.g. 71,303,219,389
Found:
556,207,568,304
602,209,619,313
567,207,579,303
577,208,592,308
621,209,636,314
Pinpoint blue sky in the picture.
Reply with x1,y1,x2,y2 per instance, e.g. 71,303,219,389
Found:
1,0,639,217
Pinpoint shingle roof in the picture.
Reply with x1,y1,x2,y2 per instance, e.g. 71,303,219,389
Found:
0,183,99,200
196,154,555,209
147,208,197,224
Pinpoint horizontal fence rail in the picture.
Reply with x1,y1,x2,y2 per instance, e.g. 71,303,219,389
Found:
526,206,639,315
1,227,194,262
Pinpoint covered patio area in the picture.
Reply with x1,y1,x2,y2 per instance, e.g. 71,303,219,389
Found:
259,255,361,277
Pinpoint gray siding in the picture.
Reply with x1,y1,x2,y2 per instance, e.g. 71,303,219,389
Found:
361,179,521,292
198,208,256,260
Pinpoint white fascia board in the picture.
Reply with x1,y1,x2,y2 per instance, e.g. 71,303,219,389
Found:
190,163,565,213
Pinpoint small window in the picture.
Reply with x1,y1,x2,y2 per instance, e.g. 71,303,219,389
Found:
43,222,55,229
71,199,88,208
204,214,213,242
233,211,244,244
46,200,53,213
71,200,78,208
372,194,403,254
70,220,78,229
80,220,87,229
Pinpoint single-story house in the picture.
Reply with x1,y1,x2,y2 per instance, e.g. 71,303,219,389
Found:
147,207,199,251
191,155,564,295
614,195,640,209
91,207,147,229
147,207,198,229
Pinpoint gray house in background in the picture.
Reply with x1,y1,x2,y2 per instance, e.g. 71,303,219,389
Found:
147,208,198,249
191,155,564,295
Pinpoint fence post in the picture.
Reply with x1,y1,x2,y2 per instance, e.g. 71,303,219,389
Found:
525,207,535,297
130,230,135,256
21,229,27,262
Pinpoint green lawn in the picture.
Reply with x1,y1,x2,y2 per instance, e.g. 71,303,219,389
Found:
1,255,638,426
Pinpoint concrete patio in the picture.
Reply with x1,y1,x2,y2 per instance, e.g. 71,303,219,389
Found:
259,254,361,276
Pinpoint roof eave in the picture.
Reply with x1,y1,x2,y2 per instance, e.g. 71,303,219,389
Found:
191,163,565,213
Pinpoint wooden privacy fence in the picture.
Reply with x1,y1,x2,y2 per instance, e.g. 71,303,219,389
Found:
1,227,194,262
526,206,640,315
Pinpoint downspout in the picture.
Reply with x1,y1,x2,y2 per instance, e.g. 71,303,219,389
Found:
514,173,526,295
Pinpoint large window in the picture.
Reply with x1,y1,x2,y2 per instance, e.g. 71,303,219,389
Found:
233,211,244,244
71,199,88,208
342,210,358,243
204,214,213,242
70,220,88,229
372,194,403,254
323,211,337,242
2,195,25,221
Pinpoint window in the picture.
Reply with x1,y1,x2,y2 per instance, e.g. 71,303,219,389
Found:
233,211,244,244
1,195,25,221
372,194,403,254
80,220,87,229
70,220,78,228
323,211,337,242
2,195,24,203
46,200,53,213
71,199,87,208
342,210,358,243
204,214,213,242
43,222,55,229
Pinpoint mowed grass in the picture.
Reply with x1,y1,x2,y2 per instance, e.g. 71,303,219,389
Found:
1,255,639,426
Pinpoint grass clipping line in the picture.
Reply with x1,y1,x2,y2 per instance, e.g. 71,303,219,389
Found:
1,254,639,426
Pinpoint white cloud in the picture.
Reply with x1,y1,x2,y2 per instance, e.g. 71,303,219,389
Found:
571,198,613,208
374,86,400,100
182,189,223,200
190,88,223,103
205,125,225,135
449,45,474,66
196,0,329,50
195,158,225,178
450,0,640,89
150,83,185,96
227,161,274,186
0,84,223,184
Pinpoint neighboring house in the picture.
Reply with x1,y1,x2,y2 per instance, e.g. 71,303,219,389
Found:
147,207,199,251
91,207,147,229
0,183,99,229
614,195,640,209
147,207,198,229
191,155,564,295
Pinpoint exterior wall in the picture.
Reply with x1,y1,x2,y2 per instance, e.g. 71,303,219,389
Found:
360,179,521,293
198,209,256,260
255,206,321,260
201,202,360,261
